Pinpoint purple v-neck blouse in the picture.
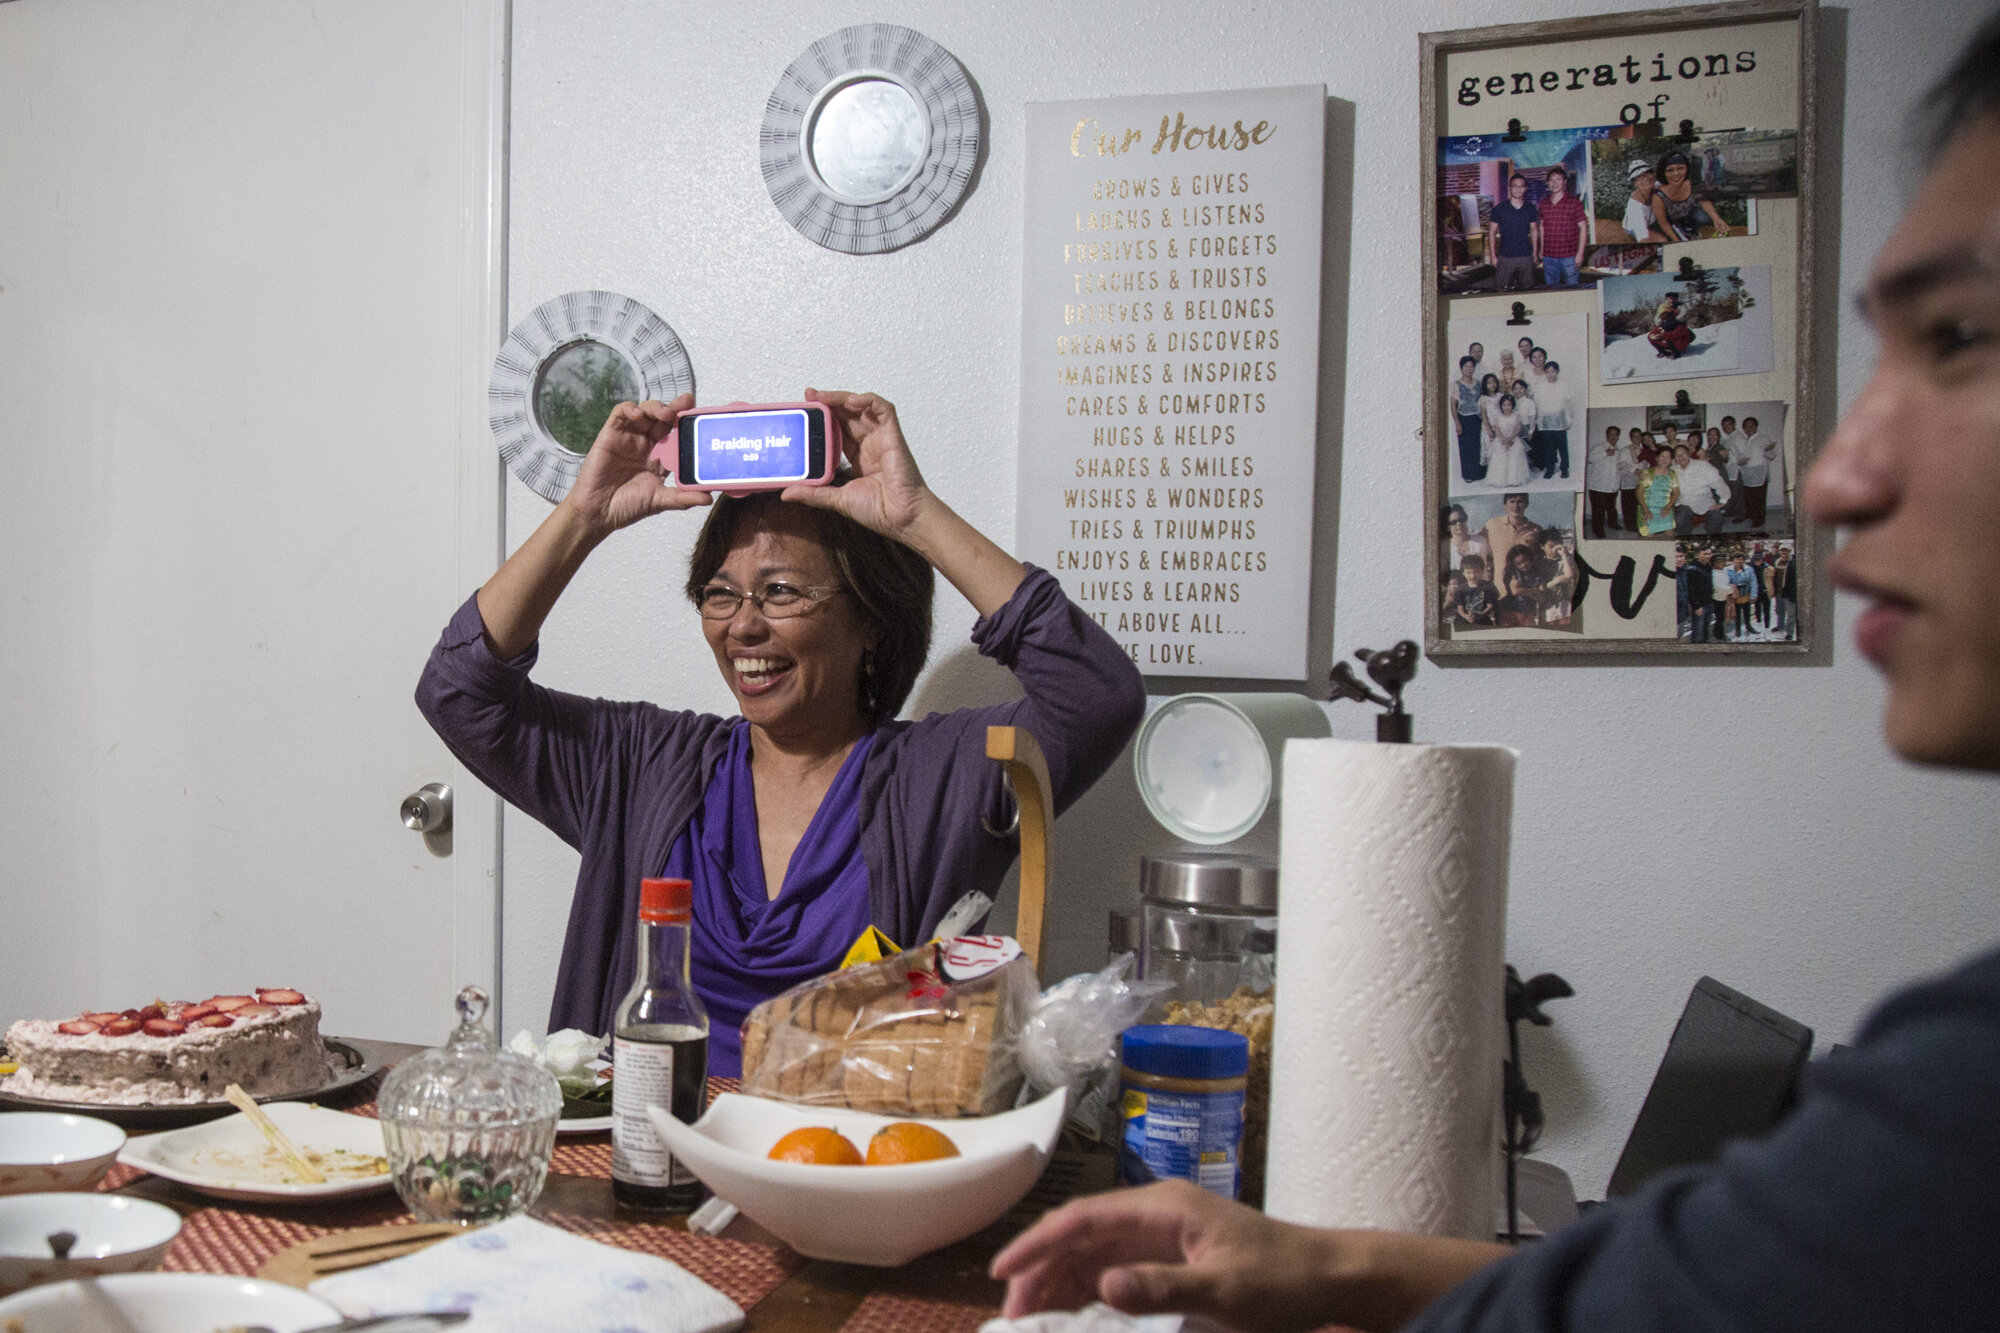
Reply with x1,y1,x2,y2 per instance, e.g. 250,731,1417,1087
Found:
416,566,1144,1062
667,725,874,1074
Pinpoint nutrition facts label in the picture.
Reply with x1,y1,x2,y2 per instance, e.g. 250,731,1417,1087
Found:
611,1037,693,1187
1018,85,1325,680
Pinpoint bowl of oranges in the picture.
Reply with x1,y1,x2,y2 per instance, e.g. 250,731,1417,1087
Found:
645,1087,1067,1266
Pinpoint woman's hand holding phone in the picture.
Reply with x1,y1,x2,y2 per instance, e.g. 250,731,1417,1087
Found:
782,389,933,543
564,394,711,537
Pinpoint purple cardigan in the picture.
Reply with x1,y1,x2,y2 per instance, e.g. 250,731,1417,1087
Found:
415,566,1145,1038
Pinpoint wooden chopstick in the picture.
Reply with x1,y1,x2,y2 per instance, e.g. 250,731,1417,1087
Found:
223,1083,326,1184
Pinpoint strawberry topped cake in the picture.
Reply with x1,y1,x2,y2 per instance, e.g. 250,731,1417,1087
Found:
1,988,337,1105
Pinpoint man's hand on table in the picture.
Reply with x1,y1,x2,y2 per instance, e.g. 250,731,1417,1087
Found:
989,1179,1510,1333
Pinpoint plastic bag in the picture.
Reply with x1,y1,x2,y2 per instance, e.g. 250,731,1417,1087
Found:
739,936,1039,1117
1017,953,1172,1100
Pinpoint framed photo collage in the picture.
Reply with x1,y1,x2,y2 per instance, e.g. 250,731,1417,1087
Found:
1422,0,1820,655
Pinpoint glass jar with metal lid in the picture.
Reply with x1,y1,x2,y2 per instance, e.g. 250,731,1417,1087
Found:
1138,852,1278,1004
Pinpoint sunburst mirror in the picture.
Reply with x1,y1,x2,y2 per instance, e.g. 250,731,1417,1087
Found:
487,290,695,503
760,24,981,254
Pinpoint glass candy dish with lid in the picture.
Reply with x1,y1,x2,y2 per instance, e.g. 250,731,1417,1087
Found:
377,986,562,1224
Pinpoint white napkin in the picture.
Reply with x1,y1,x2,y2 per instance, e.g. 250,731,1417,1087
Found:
980,1304,1230,1333
310,1215,743,1333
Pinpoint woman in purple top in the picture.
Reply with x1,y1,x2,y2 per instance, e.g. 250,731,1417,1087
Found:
417,389,1145,1072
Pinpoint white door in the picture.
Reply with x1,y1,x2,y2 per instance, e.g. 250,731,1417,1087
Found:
0,0,506,1043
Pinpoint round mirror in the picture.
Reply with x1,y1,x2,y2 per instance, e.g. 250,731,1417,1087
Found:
531,339,641,455
760,25,980,255
808,77,927,204
489,290,695,503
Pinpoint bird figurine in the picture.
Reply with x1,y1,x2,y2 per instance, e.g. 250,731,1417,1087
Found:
1328,640,1419,741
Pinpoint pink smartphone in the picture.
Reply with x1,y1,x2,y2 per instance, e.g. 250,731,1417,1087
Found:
650,401,841,498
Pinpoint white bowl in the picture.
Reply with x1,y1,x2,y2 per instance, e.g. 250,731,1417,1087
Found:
0,1272,340,1331
0,1193,182,1294
647,1087,1067,1266
0,1113,126,1195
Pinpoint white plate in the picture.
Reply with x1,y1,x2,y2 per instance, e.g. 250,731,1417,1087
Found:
556,1111,612,1136
0,1272,339,1331
118,1103,392,1202
646,1088,1066,1266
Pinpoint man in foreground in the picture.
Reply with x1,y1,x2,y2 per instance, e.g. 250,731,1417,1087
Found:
993,21,2000,1332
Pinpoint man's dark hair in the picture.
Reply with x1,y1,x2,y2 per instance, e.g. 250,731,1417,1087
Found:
1916,12,2000,163
686,483,934,719
1546,165,1568,182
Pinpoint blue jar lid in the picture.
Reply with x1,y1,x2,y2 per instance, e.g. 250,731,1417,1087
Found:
1121,1024,1249,1080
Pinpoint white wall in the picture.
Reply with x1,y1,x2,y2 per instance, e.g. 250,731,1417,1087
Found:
501,0,2000,1198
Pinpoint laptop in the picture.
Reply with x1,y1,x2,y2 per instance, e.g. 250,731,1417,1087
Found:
1604,975,1815,1199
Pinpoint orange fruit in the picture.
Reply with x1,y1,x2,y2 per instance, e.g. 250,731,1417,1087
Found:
864,1122,961,1165
767,1126,863,1165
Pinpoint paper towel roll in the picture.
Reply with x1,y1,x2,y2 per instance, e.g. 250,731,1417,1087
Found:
1265,739,1515,1239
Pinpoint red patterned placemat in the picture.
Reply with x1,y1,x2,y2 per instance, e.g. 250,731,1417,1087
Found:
162,1195,410,1275
840,1291,998,1333
149,1193,799,1313
543,1212,802,1310
551,1138,613,1177
115,1073,799,1307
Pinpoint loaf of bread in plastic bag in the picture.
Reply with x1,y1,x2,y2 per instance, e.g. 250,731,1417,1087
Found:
739,938,1036,1117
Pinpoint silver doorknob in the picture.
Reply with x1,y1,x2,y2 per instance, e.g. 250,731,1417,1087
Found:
401,782,453,834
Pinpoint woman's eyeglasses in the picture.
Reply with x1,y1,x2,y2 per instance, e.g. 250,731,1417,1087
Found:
695,581,847,620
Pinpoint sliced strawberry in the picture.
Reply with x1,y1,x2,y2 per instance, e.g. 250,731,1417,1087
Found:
234,1003,277,1018
142,1018,186,1037
101,1018,142,1036
82,1011,122,1024
120,1008,143,1020
255,988,306,1006
58,1019,102,1036
194,1013,235,1028
136,1004,164,1022
207,995,254,1012
179,1002,218,1021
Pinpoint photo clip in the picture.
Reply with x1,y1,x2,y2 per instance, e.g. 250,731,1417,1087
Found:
1501,118,1529,143
1672,118,1701,144
1674,254,1708,281
1506,301,1534,325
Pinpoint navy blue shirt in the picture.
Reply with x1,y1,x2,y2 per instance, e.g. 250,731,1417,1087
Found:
1409,946,2000,1331
1490,199,1539,259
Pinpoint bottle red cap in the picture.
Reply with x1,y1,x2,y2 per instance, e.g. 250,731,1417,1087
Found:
639,877,692,923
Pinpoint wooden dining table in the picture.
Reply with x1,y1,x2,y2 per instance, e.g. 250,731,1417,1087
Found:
103,1038,1116,1333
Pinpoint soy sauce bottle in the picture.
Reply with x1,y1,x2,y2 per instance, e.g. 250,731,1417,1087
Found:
611,877,709,1211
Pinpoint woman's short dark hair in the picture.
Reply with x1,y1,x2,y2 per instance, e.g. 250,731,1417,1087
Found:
684,483,934,719
1917,13,2000,163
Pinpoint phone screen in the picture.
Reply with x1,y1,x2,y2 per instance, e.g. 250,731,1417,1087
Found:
680,408,823,485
